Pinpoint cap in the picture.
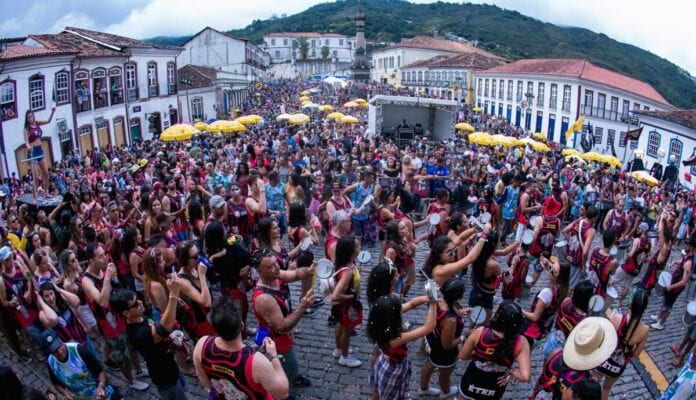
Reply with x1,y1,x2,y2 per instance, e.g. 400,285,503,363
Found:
332,210,350,226
112,158,120,165
44,331,63,354
638,222,649,232
209,195,225,209
155,213,175,226
0,246,13,262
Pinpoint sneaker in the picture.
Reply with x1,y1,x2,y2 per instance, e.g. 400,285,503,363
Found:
439,386,458,399
651,322,665,330
332,347,354,358
650,315,659,322
338,355,362,368
129,380,150,391
103,359,121,371
418,386,441,397
303,308,316,316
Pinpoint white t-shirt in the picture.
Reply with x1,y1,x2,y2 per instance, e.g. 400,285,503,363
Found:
537,287,554,305
412,157,423,170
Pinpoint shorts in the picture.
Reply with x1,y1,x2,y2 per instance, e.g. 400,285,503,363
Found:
469,282,494,310
370,353,411,399
105,333,131,368
663,291,680,312
613,267,636,292
30,144,45,162
569,263,584,290
337,299,363,330
351,218,368,240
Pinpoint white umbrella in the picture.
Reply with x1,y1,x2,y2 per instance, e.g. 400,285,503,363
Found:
301,102,320,110
323,76,344,85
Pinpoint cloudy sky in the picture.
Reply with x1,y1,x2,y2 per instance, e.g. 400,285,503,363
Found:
1,0,694,75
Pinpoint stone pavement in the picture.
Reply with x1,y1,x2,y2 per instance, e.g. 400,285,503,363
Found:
2,225,690,399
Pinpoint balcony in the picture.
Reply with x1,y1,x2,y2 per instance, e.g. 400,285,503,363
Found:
168,83,177,95
127,87,139,102
148,84,160,98
111,88,124,105
75,94,91,113
562,101,571,112
549,101,557,110
581,104,622,122
93,93,108,110
516,94,523,102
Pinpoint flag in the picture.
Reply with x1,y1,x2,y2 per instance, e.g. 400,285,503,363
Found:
620,127,643,147
564,115,585,142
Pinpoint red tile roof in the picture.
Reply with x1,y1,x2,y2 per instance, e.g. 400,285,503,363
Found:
265,32,351,39
636,110,696,130
383,36,497,58
403,52,507,70
0,44,74,61
177,64,218,89
480,59,671,107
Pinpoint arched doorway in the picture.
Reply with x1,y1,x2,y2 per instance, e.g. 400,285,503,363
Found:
169,108,178,125
113,116,127,148
15,138,54,177
130,117,142,142
96,119,111,150
78,125,94,157
148,112,162,138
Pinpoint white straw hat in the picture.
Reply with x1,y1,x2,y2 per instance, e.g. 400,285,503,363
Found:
563,317,617,371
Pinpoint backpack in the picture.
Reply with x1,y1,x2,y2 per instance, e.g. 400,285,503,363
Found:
319,267,349,304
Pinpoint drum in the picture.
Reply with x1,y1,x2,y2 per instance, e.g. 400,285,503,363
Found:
529,215,539,227
356,250,371,265
300,237,313,251
316,259,335,279
429,213,441,226
605,287,618,309
609,246,618,256
470,306,486,326
522,229,534,246
656,271,672,296
647,231,658,248
424,280,440,301
554,240,568,260
520,275,533,299
684,301,696,326
588,295,605,316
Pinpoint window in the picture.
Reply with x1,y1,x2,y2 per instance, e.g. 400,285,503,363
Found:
55,71,70,104
29,74,45,110
125,63,137,101
275,50,280,58
271,39,276,46
325,39,329,46
484,79,489,97
593,126,603,145
74,70,90,112
507,80,513,100
670,138,683,164
549,84,557,109
418,71,422,82
584,90,593,108
610,97,619,113
537,83,544,106
607,129,615,147
147,62,158,97
339,39,344,46
622,100,630,117
491,80,496,99
109,67,124,105
191,97,203,120
633,103,640,110
498,80,504,99
333,50,337,57
477,79,482,96
167,62,176,94
0,80,16,120
647,131,660,157
283,39,288,45
516,81,523,101
643,106,650,111
597,94,606,118
311,40,316,48
527,81,533,99
92,69,108,109
562,85,571,111
401,72,405,81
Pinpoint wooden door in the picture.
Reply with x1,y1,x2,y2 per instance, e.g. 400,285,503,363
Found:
114,119,125,148
14,139,53,176
80,131,94,155
97,125,110,149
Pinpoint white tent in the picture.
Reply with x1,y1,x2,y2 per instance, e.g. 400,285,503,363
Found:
323,76,345,85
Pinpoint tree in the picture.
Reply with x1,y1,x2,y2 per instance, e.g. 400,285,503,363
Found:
321,45,330,60
297,37,309,60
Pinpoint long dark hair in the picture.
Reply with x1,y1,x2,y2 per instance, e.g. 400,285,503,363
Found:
555,260,570,303
366,261,397,305
366,294,402,348
39,282,69,313
121,227,139,255
423,236,451,278
489,300,523,359
625,288,649,348
441,278,465,311
204,220,226,255
572,279,594,313
472,230,500,283
335,236,357,270
288,202,307,228
384,219,402,245
255,217,274,248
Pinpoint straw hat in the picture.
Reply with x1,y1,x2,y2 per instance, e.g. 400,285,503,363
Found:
563,317,617,371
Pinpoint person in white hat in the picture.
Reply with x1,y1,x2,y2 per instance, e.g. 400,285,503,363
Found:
530,316,616,400
593,289,649,400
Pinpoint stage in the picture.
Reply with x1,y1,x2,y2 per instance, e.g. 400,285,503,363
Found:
16,193,63,213
367,95,458,145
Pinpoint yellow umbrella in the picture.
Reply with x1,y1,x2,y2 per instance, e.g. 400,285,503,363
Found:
580,152,603,162
229,121,246,133
562,148,580,156
631,170,659,187
565,155,586,163
343,101,359,108
234,116,261,125
194,121,207,131
532,142,550,153
288,113,310,125
491,134,519,147
327,112,345,120
276,113,292,121
454,122,475,132
533,133,546,142
319,104,334,112
160,124,196,141
518,137,537,146
340,115,360,124
473,107,483,113
597,155,623,168
299,95,311,102
353,98,367,104
207,120,244,133
468,131,493,146
358,102,369,108
300,90,310,96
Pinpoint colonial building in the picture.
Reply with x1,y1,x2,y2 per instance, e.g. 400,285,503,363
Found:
401,52,506,104
263,32,355,64
176,64,250,122
0,26,182,176
474,59,674,149
370,36,499,86
633,110,696,186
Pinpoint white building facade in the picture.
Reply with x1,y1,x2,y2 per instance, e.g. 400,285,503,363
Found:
0,27,182,176
474,59,674,151
263,32,354,64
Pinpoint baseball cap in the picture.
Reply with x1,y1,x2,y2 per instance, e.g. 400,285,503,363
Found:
209,195,225,209
0,246,12,262
638,222,649,232
332,210,350,226
44,331,64,354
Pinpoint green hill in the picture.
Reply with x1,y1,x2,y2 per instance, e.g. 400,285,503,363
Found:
148,0,696,108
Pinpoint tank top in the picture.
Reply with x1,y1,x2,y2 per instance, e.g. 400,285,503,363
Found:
351,183,374,221
473,328,522,368
522,287,560,340
48,343,114,399
539,350,592,398
622,236,650,276
641,246,670,290
177,271,214,339
553,298,586,344
82,272,125,339
426,308,464,360
52,305,88,345
324,233,339,260
566,219,590,265
199,337,271,400
668,257,689,295
1,266,39,328
384,242,408,274
228,199,251,237
27,125,42,143
590,248,613,298
607,210,627,237
252,282,293,354
529,215,561,257
502,254,530,300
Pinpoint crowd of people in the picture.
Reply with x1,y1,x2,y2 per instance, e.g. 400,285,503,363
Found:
0,77,694,400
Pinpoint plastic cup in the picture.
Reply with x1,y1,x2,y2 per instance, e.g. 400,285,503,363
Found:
255,326,270,346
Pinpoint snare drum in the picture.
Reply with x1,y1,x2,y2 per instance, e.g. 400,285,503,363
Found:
656,271,672,296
